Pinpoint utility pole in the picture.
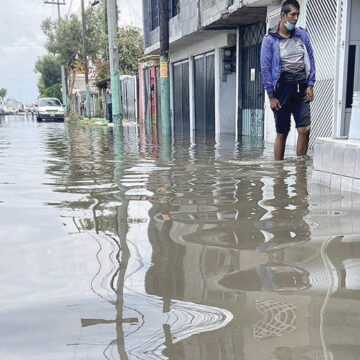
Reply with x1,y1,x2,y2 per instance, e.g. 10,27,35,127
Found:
61,65,68,113
44,1,68,113
81,0,92,119
106,0,123,131
44,0,65,11
159,0,171,137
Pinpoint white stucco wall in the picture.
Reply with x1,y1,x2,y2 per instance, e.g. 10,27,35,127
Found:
349,0,360,94
170,32,237,135
170,32,233,63
350,0,360,42
219,70,237,133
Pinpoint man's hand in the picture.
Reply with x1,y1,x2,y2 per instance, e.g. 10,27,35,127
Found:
306,86,314,102
270,97,282,112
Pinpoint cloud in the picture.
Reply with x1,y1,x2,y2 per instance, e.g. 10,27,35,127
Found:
0,0,49,103
0,0,143,104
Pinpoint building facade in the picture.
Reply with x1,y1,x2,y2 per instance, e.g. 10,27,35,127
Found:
141,0,360,147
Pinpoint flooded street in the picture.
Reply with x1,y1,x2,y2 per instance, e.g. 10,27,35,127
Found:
1,114,360,360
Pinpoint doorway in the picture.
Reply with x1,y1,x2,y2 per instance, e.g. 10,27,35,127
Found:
173,60,190,137
344,43,360,135
343,0,360,136
194,52,215,137
239,22,266,138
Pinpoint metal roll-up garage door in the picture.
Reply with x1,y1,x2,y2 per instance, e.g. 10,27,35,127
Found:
173,60,190,137
194,52,215,137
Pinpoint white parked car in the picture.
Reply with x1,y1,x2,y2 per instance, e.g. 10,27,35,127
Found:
36,97,65,122
4,99,19,115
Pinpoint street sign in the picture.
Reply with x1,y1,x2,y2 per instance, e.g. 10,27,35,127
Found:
160,61,168,79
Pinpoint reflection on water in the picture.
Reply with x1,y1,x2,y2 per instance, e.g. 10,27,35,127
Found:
1,115,360,359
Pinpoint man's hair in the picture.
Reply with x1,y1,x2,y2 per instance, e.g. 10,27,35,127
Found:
281,0,300,14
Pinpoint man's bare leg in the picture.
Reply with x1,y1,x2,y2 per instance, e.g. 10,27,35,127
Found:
274,133,288,160
296,125,311,156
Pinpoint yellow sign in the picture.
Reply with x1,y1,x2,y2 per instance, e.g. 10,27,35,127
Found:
160,61,168,79
71,61,86,74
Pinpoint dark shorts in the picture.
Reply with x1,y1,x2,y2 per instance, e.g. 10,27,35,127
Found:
274,82,311,134
107,103,112,122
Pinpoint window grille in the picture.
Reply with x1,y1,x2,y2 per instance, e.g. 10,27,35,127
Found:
151,0,159,30
170,0,180,18
151,0,180,31
242,22,266,48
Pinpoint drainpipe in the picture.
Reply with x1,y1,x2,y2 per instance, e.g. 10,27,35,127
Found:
235,26,240,139
332,0,344,138
197,0,201,29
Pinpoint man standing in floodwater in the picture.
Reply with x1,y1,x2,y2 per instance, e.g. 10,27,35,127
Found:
106,81,113,123
260,0,316,160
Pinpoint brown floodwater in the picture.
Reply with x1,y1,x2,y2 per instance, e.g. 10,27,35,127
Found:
1,114,360,360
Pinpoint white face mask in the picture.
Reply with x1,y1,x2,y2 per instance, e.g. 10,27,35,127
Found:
285,21,295,31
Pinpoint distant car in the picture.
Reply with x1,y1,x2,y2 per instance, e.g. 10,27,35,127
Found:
36,98,65,122
0,98,4,115
4,105,18,115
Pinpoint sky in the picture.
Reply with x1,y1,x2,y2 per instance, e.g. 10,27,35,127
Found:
0,0,143,105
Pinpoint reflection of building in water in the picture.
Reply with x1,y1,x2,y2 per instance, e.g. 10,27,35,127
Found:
146,162,312,297
253,298,296,340
307,185,360,359
144,156,360,360
45,126,360,360
143,160,329,359
73,194,233,360
56,134,233,359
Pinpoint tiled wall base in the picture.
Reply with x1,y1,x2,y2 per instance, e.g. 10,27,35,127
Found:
312,138,360,194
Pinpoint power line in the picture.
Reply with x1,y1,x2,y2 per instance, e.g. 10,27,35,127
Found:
44,0,66,19
124,0,142,25
125,0,134,26
0,44,44,47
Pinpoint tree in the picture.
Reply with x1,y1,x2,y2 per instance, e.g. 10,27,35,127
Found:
41,4,144,106
118,27,144,76
41,14,82,112
42,14,82,67
41,6,108,112
94,26,144,88
42,6,108,70
85,3,108,62
34,55,62,101
0,88,6,99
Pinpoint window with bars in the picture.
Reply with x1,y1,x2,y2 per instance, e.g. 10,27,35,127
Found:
151,0,159,30
169,0,180,18
151,0,180,31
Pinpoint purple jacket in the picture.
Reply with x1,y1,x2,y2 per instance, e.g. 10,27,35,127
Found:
260,26,316,96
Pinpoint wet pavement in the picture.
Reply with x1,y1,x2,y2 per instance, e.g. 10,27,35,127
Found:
1,114,360,360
